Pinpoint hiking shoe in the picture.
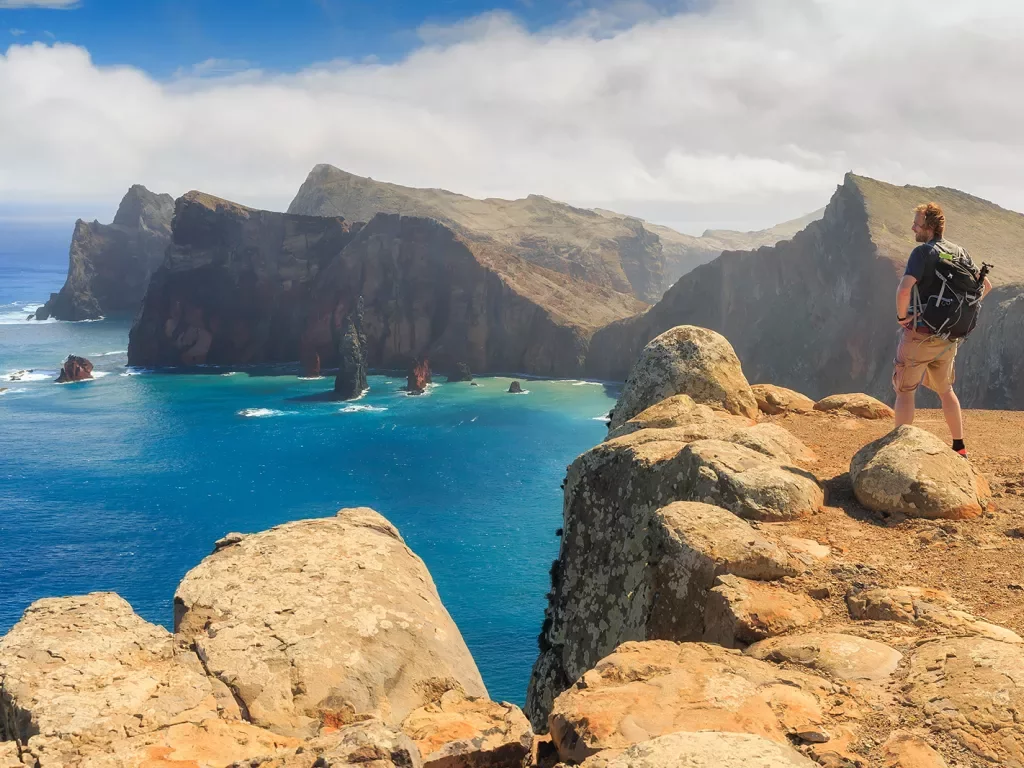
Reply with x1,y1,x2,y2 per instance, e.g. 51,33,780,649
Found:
955,447,969,458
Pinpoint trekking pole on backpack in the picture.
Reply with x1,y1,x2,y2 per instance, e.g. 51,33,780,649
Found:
977,263,993,286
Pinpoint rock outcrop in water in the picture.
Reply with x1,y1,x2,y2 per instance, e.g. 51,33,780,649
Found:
334,299,368,400
446,362,473,383
407,359,431,396
586,173,1024,409
287,165,819,301
128,192,643,377
34,186,174,321
54,355,93,383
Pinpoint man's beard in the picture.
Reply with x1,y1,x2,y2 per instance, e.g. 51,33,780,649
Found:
915,232,930,242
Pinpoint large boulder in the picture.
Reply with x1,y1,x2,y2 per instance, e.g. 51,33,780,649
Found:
606,394,753,440
408,360,432,395
55,355,94,383
400,690,532,768
547,640,851,764
0,593,295,767
814,393,894,420
609,326,758,429
881,731,949,768
904,637,1024,765
229,719,423,768
849,426,991,520
579,731,817,768
446,363,473,383
173,507,486,738
678,439,824,521
752,384,816,415
747,633,903,684
703,575,824,648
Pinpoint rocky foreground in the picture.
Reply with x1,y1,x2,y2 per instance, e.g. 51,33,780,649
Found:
5,324,1024,767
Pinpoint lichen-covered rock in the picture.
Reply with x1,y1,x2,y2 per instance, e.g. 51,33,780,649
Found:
548,641,849,764
579,731,817,768
814,393,894,420
703,575,824,647
647,503,800,641
401,690,532,768
526,428,816,730
904,637,1024,765
849,426,991,520
606,394,753,440
679,439,824,521
726,423,817,464
229,719,422,768
173,507,486,738
846,586,1022,643
0,593,296,767
609,326,758,429
747,633,903,683
752,384,817,415
55,355,93,383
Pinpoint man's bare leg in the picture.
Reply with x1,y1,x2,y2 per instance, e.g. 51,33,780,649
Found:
895,390,916,427
939,389,964,441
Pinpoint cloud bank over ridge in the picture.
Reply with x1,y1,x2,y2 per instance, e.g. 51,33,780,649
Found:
2,0,1023,231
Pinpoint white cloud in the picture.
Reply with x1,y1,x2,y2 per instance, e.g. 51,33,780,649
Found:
2,0,1024,231
9,28,25,36
0,0,77,8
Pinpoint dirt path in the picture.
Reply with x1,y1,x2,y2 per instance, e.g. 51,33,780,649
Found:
761,408,1024,635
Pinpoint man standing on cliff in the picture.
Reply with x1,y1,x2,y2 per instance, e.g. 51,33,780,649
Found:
893,202,991,457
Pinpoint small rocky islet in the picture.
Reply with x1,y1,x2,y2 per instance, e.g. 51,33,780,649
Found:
4,324,1024,768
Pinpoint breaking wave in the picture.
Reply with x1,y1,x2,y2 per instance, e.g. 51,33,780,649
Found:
339,405,389,414
237,408,287,418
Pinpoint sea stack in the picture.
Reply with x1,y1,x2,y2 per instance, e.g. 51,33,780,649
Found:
408,359,432,395
334,300,368,400
508,380,523,394
35,186,174,321
447,362,473,383
55,355,94,383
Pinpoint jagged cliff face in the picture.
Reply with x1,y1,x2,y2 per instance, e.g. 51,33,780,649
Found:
587,174,1024,409
127,192,360,367
128,191,643,375
35,185,174,321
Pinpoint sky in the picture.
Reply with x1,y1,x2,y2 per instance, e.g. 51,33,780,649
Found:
2,0,1024,233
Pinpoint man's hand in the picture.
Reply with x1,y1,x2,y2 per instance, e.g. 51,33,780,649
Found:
898,315,914,330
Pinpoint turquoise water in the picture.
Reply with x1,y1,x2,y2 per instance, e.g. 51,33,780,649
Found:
0,227,617,705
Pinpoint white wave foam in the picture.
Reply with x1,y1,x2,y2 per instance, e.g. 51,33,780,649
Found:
221,371,241,377
572,381,603,386
0,387,27,395
509,389,530,395
0,303,55,325
120,368,150,377
91,371,111,378
339,404,388,414
2,370,53,383
298,375,325,381
237,408,287,418
89,350,127,357
592,412,612,422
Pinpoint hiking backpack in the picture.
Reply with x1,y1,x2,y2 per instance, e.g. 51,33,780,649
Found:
911,240,992,340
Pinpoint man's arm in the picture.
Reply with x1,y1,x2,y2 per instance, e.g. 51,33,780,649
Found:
896,275,916,326
982,276,993,299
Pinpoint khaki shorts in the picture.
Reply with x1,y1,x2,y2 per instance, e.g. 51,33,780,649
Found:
893,328,958,394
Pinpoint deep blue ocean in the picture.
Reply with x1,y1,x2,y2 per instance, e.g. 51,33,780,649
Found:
0,221,617,705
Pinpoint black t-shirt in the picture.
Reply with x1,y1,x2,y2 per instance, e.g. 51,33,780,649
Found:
905,241,940,282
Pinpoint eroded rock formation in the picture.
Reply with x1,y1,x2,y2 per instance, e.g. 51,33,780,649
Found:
54,355,93,383
408,359,432,396
173,507,487,738
335,299,368,400
35,186,174,321
128,192,643,377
